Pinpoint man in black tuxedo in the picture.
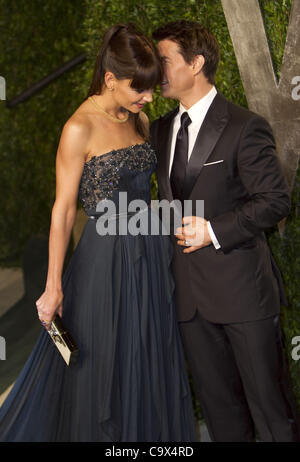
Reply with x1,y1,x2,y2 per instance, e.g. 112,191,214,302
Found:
151,20,300,442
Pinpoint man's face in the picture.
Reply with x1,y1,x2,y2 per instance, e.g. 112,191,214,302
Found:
157,39,194,100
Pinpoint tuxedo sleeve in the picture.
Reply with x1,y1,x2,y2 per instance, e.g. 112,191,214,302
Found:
209,115,291,253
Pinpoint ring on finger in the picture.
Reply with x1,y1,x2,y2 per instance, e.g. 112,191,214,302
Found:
40,318,52,326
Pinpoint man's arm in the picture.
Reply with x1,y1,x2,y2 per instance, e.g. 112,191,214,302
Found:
209,115,291,253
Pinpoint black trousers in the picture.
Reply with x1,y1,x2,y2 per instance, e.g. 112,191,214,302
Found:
178,310,300,442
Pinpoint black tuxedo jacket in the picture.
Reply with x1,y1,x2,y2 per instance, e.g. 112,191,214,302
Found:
150,92,291,323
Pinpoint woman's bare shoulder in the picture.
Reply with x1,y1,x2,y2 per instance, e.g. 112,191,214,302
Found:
62,100,94,144
57,103,94,164
65,99,93,133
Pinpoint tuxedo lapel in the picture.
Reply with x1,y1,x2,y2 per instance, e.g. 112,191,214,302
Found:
182,93,230,200
156,107,179,202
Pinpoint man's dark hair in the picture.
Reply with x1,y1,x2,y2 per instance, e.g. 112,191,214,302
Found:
153,20,220,85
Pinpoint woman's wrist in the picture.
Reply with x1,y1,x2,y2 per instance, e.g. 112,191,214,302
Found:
46,281,62,291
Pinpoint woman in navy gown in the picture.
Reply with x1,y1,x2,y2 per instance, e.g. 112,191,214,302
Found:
0,23,197,442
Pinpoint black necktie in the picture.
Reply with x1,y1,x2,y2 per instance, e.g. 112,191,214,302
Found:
170,112,192,201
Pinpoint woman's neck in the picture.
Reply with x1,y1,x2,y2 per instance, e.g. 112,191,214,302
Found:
91,92,126,118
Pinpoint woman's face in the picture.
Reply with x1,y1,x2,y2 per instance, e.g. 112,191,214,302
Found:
112,78,154,113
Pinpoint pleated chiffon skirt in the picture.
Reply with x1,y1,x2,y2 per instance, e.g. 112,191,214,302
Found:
0,210,197,442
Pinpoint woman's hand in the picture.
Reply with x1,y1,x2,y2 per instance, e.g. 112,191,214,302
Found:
35,287,63,331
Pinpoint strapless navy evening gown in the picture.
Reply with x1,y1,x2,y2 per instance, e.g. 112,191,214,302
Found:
0,142,197,442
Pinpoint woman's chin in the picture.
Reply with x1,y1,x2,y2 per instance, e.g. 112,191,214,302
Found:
128,105,143,114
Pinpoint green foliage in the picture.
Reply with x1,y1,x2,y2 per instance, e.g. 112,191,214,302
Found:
259,0,292,80
0,1,87,264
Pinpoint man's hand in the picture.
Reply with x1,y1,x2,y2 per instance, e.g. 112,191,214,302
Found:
175,216,212,253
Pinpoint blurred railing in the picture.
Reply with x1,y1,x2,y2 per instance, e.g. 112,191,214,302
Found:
5,52,86,108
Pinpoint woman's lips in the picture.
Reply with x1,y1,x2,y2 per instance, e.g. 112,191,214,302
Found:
161,80,169,86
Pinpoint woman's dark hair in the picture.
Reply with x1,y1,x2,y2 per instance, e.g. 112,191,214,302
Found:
152,20,220,85
87,23,163,139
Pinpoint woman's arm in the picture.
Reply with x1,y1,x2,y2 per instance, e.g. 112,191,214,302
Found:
35,117,90,329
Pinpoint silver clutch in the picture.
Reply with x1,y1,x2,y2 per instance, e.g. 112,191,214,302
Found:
47,314,79,366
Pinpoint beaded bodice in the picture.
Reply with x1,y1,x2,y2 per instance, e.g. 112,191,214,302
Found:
78,142,157,215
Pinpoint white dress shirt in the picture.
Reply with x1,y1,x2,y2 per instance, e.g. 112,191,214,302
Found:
169,85,221,249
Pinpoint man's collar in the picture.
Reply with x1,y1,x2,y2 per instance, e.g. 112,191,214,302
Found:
179,86,217,123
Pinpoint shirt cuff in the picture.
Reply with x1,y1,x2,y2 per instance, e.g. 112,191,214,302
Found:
207,221,221,249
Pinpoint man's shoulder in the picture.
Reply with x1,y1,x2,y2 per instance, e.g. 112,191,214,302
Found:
217,93,274,143
219,92,267,126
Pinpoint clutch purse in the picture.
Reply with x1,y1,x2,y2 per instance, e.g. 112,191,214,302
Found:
47,314,79,366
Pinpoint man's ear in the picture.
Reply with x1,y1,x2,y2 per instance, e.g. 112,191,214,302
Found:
192,55,205,76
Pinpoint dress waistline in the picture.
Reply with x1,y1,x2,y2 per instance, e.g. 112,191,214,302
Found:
88,206,149,221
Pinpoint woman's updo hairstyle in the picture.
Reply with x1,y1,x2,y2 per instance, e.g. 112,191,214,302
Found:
87,24,163,138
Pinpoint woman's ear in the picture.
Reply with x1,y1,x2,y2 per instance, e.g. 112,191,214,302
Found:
192,55,205,76
104,71,116,91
